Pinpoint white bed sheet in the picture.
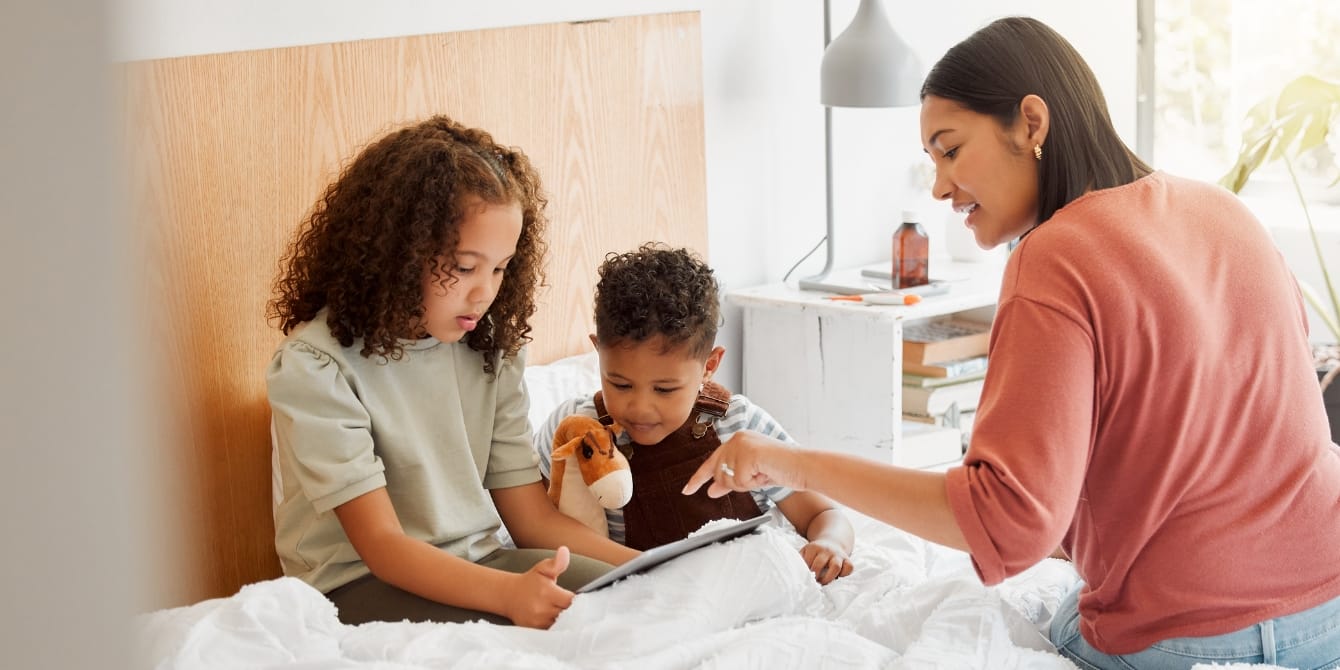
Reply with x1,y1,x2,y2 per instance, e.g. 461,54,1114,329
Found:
136,512,1081,669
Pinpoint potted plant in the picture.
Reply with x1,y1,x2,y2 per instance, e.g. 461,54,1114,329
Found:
1220,74,1340,442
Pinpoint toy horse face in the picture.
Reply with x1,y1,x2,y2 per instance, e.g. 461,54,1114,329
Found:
573,425,633,509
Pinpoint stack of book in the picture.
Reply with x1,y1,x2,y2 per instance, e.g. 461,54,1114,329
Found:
901,317,991,459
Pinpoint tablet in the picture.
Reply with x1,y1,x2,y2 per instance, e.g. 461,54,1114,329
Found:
575,514,771,593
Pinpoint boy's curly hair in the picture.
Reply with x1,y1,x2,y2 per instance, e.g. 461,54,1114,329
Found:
268,116,548,373
593,243,720,358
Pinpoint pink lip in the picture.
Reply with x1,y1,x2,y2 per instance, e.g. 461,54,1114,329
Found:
457,315,479,331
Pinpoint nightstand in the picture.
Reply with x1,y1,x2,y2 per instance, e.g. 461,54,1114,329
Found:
726,261,1004,467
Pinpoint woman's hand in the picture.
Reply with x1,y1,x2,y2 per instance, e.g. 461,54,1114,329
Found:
682,429,806,498
800,539,853,585
500,546,575,628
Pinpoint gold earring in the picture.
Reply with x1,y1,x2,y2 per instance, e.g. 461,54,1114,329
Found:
1033,144,1043,161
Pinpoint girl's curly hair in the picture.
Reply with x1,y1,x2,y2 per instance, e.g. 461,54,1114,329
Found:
268,115,548,374
593,243,720,358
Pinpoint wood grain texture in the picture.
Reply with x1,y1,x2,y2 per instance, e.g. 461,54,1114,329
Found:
123,13,706,608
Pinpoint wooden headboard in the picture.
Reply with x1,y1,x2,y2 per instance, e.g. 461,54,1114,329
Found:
123,13,707,608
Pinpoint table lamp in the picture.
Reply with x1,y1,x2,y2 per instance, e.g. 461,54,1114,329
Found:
799,0,923,293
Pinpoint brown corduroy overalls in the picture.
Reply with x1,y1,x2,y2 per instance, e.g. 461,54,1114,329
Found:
594,381,763,550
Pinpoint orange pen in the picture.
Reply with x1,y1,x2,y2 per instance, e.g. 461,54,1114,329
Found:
824,292,922,305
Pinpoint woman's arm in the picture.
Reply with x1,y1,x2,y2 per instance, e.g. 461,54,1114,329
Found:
685,430,969,552
492,481,641,566
333,488,572,628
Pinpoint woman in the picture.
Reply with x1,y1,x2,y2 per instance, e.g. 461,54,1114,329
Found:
686,16,1340,669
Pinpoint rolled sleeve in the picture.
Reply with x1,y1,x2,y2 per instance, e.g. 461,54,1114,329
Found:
945,297,1094,584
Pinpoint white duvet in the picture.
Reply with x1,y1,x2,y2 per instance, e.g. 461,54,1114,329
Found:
135,513,1085,669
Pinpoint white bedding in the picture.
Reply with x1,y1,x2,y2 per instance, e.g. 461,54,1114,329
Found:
141,353,1288,669
135,512,1083,669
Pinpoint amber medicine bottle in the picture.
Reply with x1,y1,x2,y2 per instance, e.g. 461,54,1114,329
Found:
891,210,929,288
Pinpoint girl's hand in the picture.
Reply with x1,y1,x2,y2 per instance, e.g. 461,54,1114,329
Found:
800,539,853,585
502,546,575,628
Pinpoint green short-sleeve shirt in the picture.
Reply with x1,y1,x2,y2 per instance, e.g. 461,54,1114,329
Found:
266,311,540,593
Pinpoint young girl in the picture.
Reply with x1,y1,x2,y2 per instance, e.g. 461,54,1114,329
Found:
266,116,638,629
535,244,854,584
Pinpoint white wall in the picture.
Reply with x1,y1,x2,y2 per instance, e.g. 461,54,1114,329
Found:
112,0,1138,389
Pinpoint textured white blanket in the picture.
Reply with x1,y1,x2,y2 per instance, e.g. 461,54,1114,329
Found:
135,514,1088,669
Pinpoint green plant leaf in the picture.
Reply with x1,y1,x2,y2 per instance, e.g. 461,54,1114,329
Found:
1274,76,1340,159
1298,279,1340,343
1222,75,1340,345
1219,97,1280,193
1284,156,1340,343
1220,76,1340,186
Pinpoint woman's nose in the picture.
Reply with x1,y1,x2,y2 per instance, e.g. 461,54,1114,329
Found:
931,169,953,201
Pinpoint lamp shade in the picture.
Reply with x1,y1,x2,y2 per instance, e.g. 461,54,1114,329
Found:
820,0,922,108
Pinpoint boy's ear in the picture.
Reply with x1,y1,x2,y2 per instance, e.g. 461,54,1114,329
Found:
588,333,599,350
703,346,725,381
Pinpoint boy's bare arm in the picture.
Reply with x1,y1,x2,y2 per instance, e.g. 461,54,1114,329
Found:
776,491,854,553
775,491,855,583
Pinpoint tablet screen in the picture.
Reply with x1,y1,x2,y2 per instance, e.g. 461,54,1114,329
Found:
575,514,771,593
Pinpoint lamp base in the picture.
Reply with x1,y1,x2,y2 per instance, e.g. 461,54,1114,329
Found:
797,275,886,295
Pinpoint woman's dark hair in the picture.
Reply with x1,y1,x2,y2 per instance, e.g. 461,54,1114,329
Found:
593,243,720,358
920,16,1151,225
268,115,548,373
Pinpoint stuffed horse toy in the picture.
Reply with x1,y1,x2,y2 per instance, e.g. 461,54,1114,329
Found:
548,415,633,537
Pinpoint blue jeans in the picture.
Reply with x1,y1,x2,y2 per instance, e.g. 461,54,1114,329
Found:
1049,584,1340,669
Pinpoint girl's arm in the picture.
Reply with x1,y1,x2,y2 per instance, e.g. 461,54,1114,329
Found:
775,491,855,584
491,481,641,566
333,488,572,628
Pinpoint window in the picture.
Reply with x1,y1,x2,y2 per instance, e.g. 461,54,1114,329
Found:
1145,0,1340,193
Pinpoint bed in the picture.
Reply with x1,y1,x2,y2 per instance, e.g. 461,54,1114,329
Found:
123,12,1283,670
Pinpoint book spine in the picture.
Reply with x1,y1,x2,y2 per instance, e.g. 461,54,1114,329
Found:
904,356,988,378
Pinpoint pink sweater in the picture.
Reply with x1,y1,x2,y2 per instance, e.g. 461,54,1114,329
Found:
945,172,1340,654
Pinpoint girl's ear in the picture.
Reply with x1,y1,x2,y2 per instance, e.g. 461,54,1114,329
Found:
1017,94,1050,150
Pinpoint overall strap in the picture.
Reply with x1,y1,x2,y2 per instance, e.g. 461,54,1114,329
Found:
689,380,731,438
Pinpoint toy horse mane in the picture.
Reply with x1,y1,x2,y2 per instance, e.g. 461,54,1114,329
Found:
548,415,633,537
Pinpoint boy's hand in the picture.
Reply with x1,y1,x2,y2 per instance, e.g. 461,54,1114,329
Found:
502,546,575,628
800,539,853,585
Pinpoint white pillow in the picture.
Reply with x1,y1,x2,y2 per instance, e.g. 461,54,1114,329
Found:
523,350,601,433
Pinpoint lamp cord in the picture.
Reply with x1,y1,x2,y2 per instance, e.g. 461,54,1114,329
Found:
782,236,827,283
785,0,836,285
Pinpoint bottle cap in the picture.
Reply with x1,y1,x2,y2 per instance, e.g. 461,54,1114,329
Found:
901,209,918,223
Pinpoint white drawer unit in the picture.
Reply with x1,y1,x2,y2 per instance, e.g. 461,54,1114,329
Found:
727,261,1004,467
